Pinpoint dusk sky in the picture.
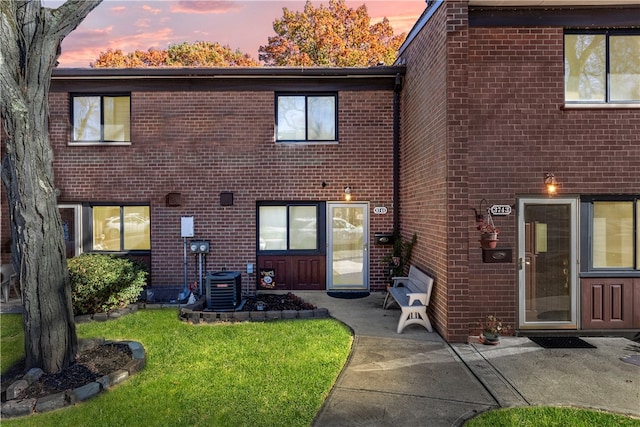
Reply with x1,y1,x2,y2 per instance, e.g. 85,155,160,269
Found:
43,0,427,68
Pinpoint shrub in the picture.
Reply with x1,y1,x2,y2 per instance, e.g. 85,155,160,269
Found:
68,254,147,315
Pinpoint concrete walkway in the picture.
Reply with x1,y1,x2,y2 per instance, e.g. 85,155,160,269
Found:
2,291,638,426
295,291,640,427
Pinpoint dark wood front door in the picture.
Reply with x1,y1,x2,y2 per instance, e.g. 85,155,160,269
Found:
257,255,325,291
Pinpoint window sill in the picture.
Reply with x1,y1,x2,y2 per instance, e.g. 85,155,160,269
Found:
68,141,132,147
276,141,339,146
580,271,640,278
561,103,640,110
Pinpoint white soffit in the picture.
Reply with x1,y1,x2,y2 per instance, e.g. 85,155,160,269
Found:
469,1,640,6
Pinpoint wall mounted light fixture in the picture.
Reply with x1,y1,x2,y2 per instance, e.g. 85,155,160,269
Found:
544,172,558,195
344,186,352,201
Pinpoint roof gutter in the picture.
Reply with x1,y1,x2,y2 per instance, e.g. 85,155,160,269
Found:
51,66,405,80
393,73,402,234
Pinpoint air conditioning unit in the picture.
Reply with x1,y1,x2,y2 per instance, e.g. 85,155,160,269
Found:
206,271,242,311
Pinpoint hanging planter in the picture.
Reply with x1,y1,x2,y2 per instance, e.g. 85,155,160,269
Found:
480,234,498,249
479,214,499,249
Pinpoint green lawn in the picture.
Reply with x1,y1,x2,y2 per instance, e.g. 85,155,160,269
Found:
1,310,352,427
465,406,640,427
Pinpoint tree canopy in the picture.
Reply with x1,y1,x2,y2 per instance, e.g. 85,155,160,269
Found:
258,0,406,67
91,0,405,68
92,42,259,68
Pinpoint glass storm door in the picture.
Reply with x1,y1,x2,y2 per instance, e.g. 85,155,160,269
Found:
518,198,578,329
327,203,368,290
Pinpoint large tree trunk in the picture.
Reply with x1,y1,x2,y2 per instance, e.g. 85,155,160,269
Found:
1,0,102,373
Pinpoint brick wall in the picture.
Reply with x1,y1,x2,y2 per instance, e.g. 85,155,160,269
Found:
399,2,640,342
467,24,640,335
46,88,396,291
398,2,455,340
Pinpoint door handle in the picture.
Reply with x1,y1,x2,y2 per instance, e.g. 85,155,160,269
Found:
517,257,531,270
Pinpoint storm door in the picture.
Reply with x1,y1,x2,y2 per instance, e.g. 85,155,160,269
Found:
326,203,368,290
517,198,578,329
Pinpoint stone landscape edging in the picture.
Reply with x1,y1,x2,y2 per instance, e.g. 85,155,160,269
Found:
176,298,329,324
72,296,330,325
0,338,146,419
73,303,139,324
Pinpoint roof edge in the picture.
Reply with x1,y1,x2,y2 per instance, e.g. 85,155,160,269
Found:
396,1,443,62
52,66,406,80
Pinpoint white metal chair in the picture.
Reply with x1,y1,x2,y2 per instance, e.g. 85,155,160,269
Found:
1,264,19,303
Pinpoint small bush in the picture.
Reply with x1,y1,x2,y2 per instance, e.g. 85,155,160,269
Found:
68,254,147,315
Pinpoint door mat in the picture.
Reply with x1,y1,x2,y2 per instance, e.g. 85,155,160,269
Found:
327,291,370,299
529,336,596,349
620,355,640,367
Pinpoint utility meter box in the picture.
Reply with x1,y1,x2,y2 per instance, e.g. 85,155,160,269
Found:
181,217,194,238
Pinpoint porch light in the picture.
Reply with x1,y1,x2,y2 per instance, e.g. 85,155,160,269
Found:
544,173,558,195
344,186,352,201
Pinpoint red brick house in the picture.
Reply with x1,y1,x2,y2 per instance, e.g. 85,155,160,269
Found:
396,0,640,341
2,0,639,342
2,67,401,300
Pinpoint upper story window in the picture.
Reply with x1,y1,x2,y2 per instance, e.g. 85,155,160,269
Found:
275,93,337,143
564,31,640,104
71,94,131,143
581,196,639,272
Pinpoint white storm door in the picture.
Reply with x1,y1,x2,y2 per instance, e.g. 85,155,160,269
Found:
327,203,368,290
518,197,578,329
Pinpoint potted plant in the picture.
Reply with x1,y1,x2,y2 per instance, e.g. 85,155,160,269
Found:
479,214,499,249
479,315,509,345
382,232,417,285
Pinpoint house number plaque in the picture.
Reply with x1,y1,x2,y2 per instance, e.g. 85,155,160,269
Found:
373,207,388,214
489,205,511,216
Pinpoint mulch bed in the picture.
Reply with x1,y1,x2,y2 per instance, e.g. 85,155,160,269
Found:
240,293,316,312
1,343,132,401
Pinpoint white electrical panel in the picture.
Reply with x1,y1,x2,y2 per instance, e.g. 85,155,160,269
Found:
181,216,194,238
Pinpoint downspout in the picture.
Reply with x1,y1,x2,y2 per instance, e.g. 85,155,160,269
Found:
393,73,402,234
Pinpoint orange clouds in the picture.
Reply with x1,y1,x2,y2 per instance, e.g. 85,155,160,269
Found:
142,5,162,15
